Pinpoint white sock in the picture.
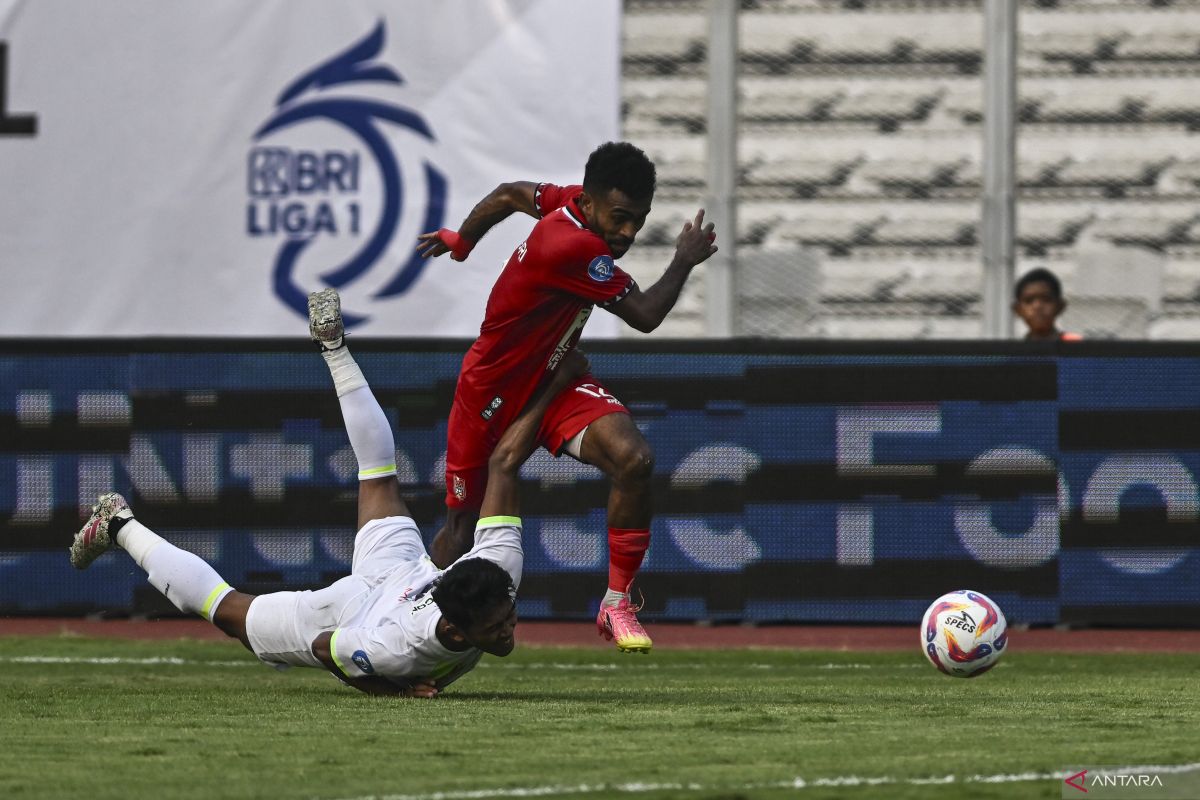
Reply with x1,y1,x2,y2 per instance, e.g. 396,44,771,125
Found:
322,346,367,397
601,588,629,608
323,348,396,480
116,519,233,622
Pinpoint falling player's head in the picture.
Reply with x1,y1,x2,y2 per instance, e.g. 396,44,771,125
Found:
433,558,518,656
580,141,656,258
1012,267,1066,340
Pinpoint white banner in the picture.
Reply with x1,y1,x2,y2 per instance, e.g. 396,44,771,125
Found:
0,0,620,337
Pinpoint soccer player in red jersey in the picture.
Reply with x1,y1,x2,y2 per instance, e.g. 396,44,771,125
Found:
415,142,717,652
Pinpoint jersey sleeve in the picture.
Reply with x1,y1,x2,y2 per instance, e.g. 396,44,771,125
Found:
456,516,524,589
328,624,416,683
534,183,583,217
546,238,637,307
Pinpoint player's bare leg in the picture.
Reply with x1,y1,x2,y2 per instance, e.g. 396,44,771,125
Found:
578,412,654,653
429,507,479,568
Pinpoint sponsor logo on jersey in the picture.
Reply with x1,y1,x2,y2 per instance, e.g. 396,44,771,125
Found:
351,649,375,674
247,21,448,327
452,474,466,502
411,596,435,613
587,255,615,282
547,307,593,371
480,395,504,420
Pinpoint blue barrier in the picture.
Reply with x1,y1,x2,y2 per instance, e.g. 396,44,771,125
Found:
2,341,1198,626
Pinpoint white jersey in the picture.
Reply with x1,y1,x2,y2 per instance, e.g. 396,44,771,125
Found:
244,515,522,690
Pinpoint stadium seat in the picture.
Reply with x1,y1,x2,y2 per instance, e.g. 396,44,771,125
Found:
826,88,945,132
1147,315,1200,339
739,80,844,124
1144,94,1200,131
1016,212,1094,255
814,314,933,339
1178,218,1200,246
1162,258,1200,300
635,137,707,195
1034,90,1148,125
765,214,886,255
819,257,908,300
948,154,1073,191
739,13,815,73
1114,31,1200,63
1096,214,1199,250
624,78,707,135
870,212,978,248
623,14,707,76
1054,157,1174,197
854,158,968,198
742,157,863,198
1061,297,1153,338
791,11,982,71
1021,31,1125,74
1159,160,1200,196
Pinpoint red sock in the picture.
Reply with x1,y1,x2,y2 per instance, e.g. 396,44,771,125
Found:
608,527,650,592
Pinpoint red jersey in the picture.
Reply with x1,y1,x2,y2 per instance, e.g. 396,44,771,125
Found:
453,183,635,438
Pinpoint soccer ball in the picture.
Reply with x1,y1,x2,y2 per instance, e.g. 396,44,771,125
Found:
920,590,1008,678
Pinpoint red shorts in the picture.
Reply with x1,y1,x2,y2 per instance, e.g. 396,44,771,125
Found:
444,373,629,509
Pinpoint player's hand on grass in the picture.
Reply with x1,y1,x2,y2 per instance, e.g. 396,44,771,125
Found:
401,679,439,699
416,229,474,261
672,209,718,269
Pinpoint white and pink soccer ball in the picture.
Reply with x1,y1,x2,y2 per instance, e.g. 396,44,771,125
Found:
920,590,1008,677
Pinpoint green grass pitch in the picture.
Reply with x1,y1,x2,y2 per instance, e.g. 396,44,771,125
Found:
1,636,1197,800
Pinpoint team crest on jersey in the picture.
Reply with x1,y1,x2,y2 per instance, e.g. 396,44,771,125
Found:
587,255,615,282
452,474,466,502
351,649,375,674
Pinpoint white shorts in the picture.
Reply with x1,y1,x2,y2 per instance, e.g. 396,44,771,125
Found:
245,516,427,668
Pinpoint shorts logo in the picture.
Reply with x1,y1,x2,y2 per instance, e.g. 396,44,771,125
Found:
575,383,623,407
247,21,448,327
481,395,503,420
351,649,375,674
587,255,615,282
452,474,466,502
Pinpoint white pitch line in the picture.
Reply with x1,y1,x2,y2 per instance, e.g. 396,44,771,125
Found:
324,763,1200,800
2,655,253,667
477,662,924,671
3,656,930,672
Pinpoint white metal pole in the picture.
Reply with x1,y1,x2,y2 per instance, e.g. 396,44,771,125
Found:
705,0,737,337
981,0,1017,338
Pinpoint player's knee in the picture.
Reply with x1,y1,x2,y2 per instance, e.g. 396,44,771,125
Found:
611,440,654,485
488,442,524,479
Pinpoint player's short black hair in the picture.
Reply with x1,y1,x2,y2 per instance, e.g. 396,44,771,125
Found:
583,141,657,201
1015,267,1064,300
432,557,515,631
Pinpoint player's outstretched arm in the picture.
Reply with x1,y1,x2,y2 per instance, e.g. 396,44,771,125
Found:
609,208,718,333
309,631,438,698
415,181,540,261
478,350,591,520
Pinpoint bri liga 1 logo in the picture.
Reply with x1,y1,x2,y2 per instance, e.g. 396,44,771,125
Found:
588,255,615,282
246,21,448,327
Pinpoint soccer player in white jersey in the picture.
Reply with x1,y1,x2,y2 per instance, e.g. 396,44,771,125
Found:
68,289,586,697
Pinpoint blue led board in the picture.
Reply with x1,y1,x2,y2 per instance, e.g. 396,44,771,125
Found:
3,341,1197,626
